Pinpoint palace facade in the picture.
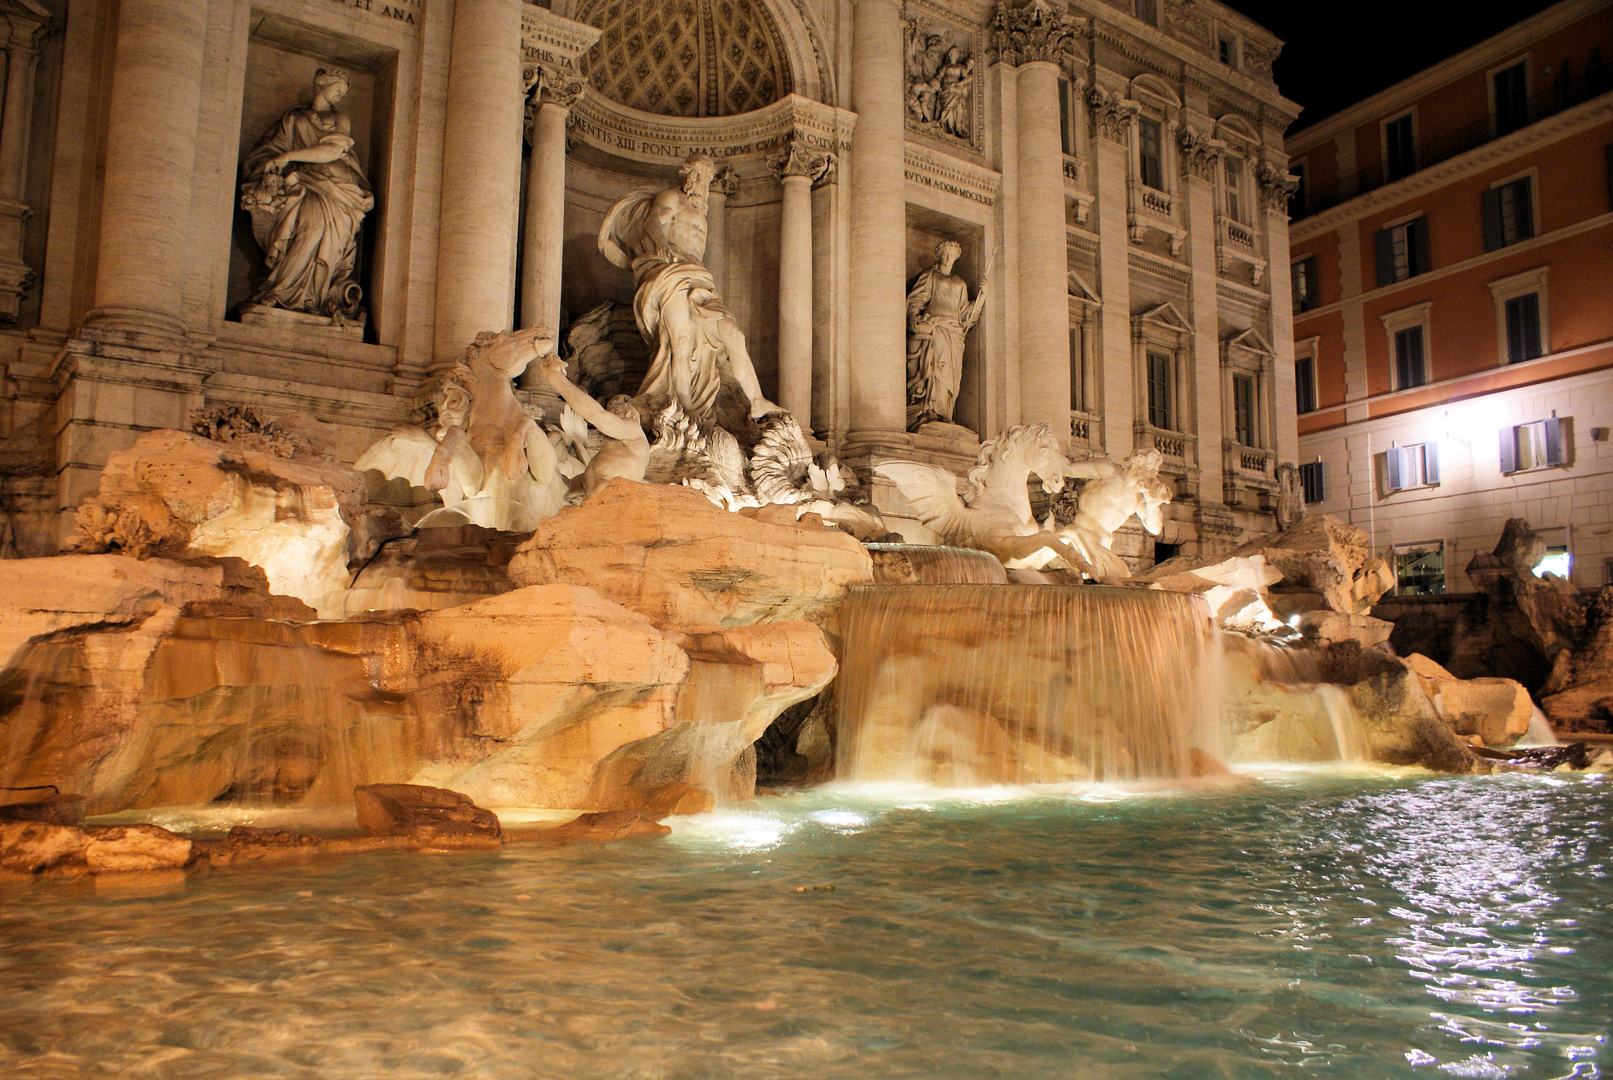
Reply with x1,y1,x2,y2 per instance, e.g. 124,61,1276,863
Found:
1287,0,1613,594
0,0,1300,562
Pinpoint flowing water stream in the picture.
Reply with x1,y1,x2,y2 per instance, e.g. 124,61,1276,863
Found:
2,772,1608,1079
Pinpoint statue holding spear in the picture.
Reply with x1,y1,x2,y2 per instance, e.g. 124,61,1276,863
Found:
905,240,995,430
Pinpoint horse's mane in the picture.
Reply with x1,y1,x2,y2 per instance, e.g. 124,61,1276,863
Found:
964,423,1055,501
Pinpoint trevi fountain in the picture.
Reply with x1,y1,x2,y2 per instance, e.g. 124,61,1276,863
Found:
0,1,1609,1077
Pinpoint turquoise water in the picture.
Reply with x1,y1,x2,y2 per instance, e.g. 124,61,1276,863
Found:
2,771,1610,1079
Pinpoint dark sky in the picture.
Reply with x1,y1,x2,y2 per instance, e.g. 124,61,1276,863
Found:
1224,0,1563,132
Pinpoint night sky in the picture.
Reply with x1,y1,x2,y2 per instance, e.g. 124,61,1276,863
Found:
1225,0,1564,132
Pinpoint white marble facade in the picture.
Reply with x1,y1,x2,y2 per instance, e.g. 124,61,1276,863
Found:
0,0,1301,562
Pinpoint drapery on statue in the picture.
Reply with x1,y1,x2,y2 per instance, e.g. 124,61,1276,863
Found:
906,240,991,430
537,352,650,499
240,68,374,324
355,328,567,532
598,153,781,426
1055,449,1173,580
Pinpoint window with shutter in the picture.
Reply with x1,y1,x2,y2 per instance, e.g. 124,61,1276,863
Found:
1384,114,1416,180
1376,217,1429,285
1395,327,1426,388
1295,354,1317,414
1493,62,1529,136
1291,256,1318,314
1384,448,1403,493
1506,418,1569,471
1299,461,1325,503
1505,293,1543,363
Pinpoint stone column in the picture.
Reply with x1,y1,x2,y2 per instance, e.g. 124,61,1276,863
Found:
1089,86,1138,457
1015,62,1070,445
1179,124,1224,503
434,0,524,364
770,139,828,432
83,0,207,336
995,5,1077,447
519,75,582,333
846,0,908,438
0,13,44,320
1258,162,1300,463
706,165,738,297
515,9,599,336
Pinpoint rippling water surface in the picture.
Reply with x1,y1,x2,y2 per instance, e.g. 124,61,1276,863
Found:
2,771,1610,1079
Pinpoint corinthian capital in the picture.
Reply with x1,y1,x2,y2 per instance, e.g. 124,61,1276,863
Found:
710,164,741,200
525,65,587,109
989,0,1078,67
1256,161,1299,211
767,139,830,184
1176,126,1223,180
1087,86,1137,144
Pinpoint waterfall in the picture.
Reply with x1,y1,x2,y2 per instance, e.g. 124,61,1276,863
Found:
834,584,1225,785
865,544,1008,585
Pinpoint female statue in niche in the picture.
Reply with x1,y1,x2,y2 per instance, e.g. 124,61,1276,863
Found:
905,240,991,430
240,68,374,324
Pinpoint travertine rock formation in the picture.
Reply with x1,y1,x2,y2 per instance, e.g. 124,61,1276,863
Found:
507,479,873,628
69,428,360,616
1404,653,1534,748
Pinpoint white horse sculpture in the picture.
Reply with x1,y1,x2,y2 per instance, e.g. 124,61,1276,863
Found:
875,424,1098,573
357,327,568,531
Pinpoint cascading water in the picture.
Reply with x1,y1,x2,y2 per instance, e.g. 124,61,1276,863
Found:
834,584,1226,784
865,543,1008,585
1218,636,1371,764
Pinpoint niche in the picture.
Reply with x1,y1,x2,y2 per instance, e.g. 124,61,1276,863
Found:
228,15,396,342
905,206,986,435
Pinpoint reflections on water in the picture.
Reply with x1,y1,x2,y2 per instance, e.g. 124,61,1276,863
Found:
1,771,1609,1079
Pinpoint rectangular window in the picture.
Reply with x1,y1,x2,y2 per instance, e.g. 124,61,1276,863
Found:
1068,326,1084,412
1058,77,1073,156
1394,326,1427,389
1482,176,1534,250
1500,417,1566,473
1383,442,1440,492
1504,293,1543,364
1224,155,1243,222
1375,216,1430,285
1134,0,1157,25
1146,349,1173,429
1298,461,1325,503
1139,118,1164,191
1218,36,1236,67
1393,541,1446,596
1291,256,1318,314
1384,113,1416,181
1295,354,1317,414
1233,373,1256,446
1493,61,1529,136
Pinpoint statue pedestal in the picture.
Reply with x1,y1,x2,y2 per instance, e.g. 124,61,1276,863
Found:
909,420,980,457
240,303,365,340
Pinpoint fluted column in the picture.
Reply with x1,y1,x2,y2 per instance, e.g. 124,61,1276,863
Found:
0,13,44,321
994,4,1078,447
519,76,582,333
706,165,738,296
1015,61,1070,445
84,0,206,336
846,0,908,437
434,0,524,364
514,9,599,336
770,140,828,432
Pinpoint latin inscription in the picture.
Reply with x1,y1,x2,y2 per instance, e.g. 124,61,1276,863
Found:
328,0,421,27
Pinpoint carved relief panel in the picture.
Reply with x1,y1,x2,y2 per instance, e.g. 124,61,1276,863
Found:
903,1,982,153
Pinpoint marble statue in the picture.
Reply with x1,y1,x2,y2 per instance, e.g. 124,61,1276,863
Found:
598,153,780,425
537,352,650,499
356,328,567,531
240,68,375,324
876,424,1097,573
1055,449,1173,580
906,241,990,430
937,47,974,139
904,23,974,143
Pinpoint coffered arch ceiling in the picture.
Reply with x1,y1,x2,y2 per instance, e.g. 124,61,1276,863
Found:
576,0,800,118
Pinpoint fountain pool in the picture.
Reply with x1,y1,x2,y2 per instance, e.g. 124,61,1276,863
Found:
2,770,1608,1079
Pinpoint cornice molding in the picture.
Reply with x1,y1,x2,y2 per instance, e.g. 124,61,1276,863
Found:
1287,0,1611,153
1290,94,1613,241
